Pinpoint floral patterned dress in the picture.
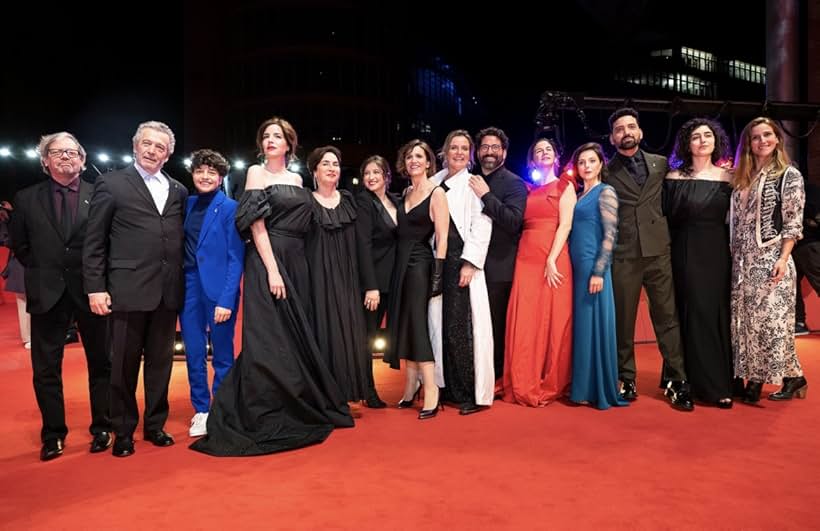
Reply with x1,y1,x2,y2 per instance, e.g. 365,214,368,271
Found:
730,166,805,384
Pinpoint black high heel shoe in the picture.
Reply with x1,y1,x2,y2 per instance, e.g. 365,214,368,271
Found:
742,380,763,404
397,382,421,409
716,398,733,409
418,401,443,420
768,376,808,401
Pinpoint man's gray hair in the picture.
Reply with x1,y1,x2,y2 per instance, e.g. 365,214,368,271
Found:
132,121,176,155
37,132,87,176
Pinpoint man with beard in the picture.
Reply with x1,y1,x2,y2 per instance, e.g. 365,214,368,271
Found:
605,108,693,411
468,127,528,386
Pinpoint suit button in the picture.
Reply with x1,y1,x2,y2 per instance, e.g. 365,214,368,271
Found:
65,247,70,251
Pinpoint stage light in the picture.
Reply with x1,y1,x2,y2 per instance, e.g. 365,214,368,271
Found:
25,148,38,159
174,341,184,352
289,161,302,172
98,153,110,163
234,159,246,170
530,169,542,183
183,157,192,168
352,177,360,185
373,337,386,351
122,155,133,163
0,147,11,157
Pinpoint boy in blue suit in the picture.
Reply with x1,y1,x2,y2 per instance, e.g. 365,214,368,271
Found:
180,149,245,437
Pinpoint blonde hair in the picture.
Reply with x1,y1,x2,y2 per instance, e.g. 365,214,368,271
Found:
732,117,790,190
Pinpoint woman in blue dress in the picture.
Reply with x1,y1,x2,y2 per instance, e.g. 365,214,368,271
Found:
568,142,628,410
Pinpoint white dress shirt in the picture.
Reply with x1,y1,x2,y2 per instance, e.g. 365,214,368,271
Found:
134,163,169,213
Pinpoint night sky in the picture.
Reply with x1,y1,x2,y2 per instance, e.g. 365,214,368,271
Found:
1,1,765,193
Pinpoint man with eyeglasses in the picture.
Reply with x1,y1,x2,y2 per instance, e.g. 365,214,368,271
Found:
468,127,528,385
9,132,112,461
84,121,188,457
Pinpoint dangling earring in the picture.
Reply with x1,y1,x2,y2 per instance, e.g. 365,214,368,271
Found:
312,175,318,190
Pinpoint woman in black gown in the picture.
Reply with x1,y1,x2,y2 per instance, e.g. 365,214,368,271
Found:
384,140,449,419
191,117,352,457
355,155,399,408
306,146,370,405
663,117,734,407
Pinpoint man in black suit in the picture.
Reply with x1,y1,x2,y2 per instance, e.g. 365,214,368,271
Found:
84,121,188,457
468,127,528,384
10,132,112,461
605,108,693,411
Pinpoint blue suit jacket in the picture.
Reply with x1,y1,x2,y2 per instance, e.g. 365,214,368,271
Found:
184,190,245,310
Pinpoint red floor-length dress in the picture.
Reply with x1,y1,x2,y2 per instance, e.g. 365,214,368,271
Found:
502,179,573,406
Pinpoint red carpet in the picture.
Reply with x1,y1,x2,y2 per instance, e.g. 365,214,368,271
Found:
0,293,818,530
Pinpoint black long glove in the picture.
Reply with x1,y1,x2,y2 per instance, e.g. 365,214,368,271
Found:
430,258,445,298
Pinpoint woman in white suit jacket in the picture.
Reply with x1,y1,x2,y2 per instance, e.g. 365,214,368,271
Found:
429,130,494,415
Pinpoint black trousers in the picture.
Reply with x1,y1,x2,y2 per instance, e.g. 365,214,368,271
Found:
486,281,512,381
30,292,110,442
109,304,177,437
611,254,686,382
793,243,820,323
363,294,388,394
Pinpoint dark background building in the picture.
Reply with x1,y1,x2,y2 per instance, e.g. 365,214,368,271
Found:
2,1,819,199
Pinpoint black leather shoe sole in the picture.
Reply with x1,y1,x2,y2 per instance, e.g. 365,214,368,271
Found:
90,432,113,453
40,439,64,461
112,437,135,457
459,405,487,416
144,431,175,447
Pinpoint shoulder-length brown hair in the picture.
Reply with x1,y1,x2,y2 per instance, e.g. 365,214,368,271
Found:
396,139,437,178
732,117,790,190
256,116,298,164
571,142,608,189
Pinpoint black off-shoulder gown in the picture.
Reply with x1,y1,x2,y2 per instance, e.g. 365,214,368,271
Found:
190,185,353,457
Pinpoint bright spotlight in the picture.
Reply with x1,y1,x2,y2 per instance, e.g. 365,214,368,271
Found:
373,337,387,351
25,148,39,159
122,155,133,163
174,342,184,352
288,161,302,172
183,158,192,168
233,160,246,170
530,169,542,183
0,147,11,157
98,153,110,163
352,177,360,185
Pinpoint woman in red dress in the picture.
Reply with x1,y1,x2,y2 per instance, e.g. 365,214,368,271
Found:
502,138,575,406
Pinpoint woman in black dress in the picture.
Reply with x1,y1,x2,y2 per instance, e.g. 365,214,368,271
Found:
663,117,734,407
355,155,399,408
190,117,352,457
306,146,370,406
384,140,450,419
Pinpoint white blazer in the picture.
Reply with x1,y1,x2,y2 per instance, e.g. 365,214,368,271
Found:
428,167,495,405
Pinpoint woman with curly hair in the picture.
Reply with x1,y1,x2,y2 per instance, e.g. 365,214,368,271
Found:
663,117,735,407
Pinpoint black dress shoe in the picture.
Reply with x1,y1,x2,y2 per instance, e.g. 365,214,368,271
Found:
363,390,387,409
664,381,695,411
90,431,113,453
112,435,135,457
64,330,79,345
620,380,638,401
144,430,175,447
768,376,808,401
40,438,64,461
459,402,487,416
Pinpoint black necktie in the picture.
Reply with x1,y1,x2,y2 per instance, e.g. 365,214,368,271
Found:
57,187,72,238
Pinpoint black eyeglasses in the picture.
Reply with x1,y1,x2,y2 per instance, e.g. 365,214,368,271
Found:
479,144,503,153
48,148,81,159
